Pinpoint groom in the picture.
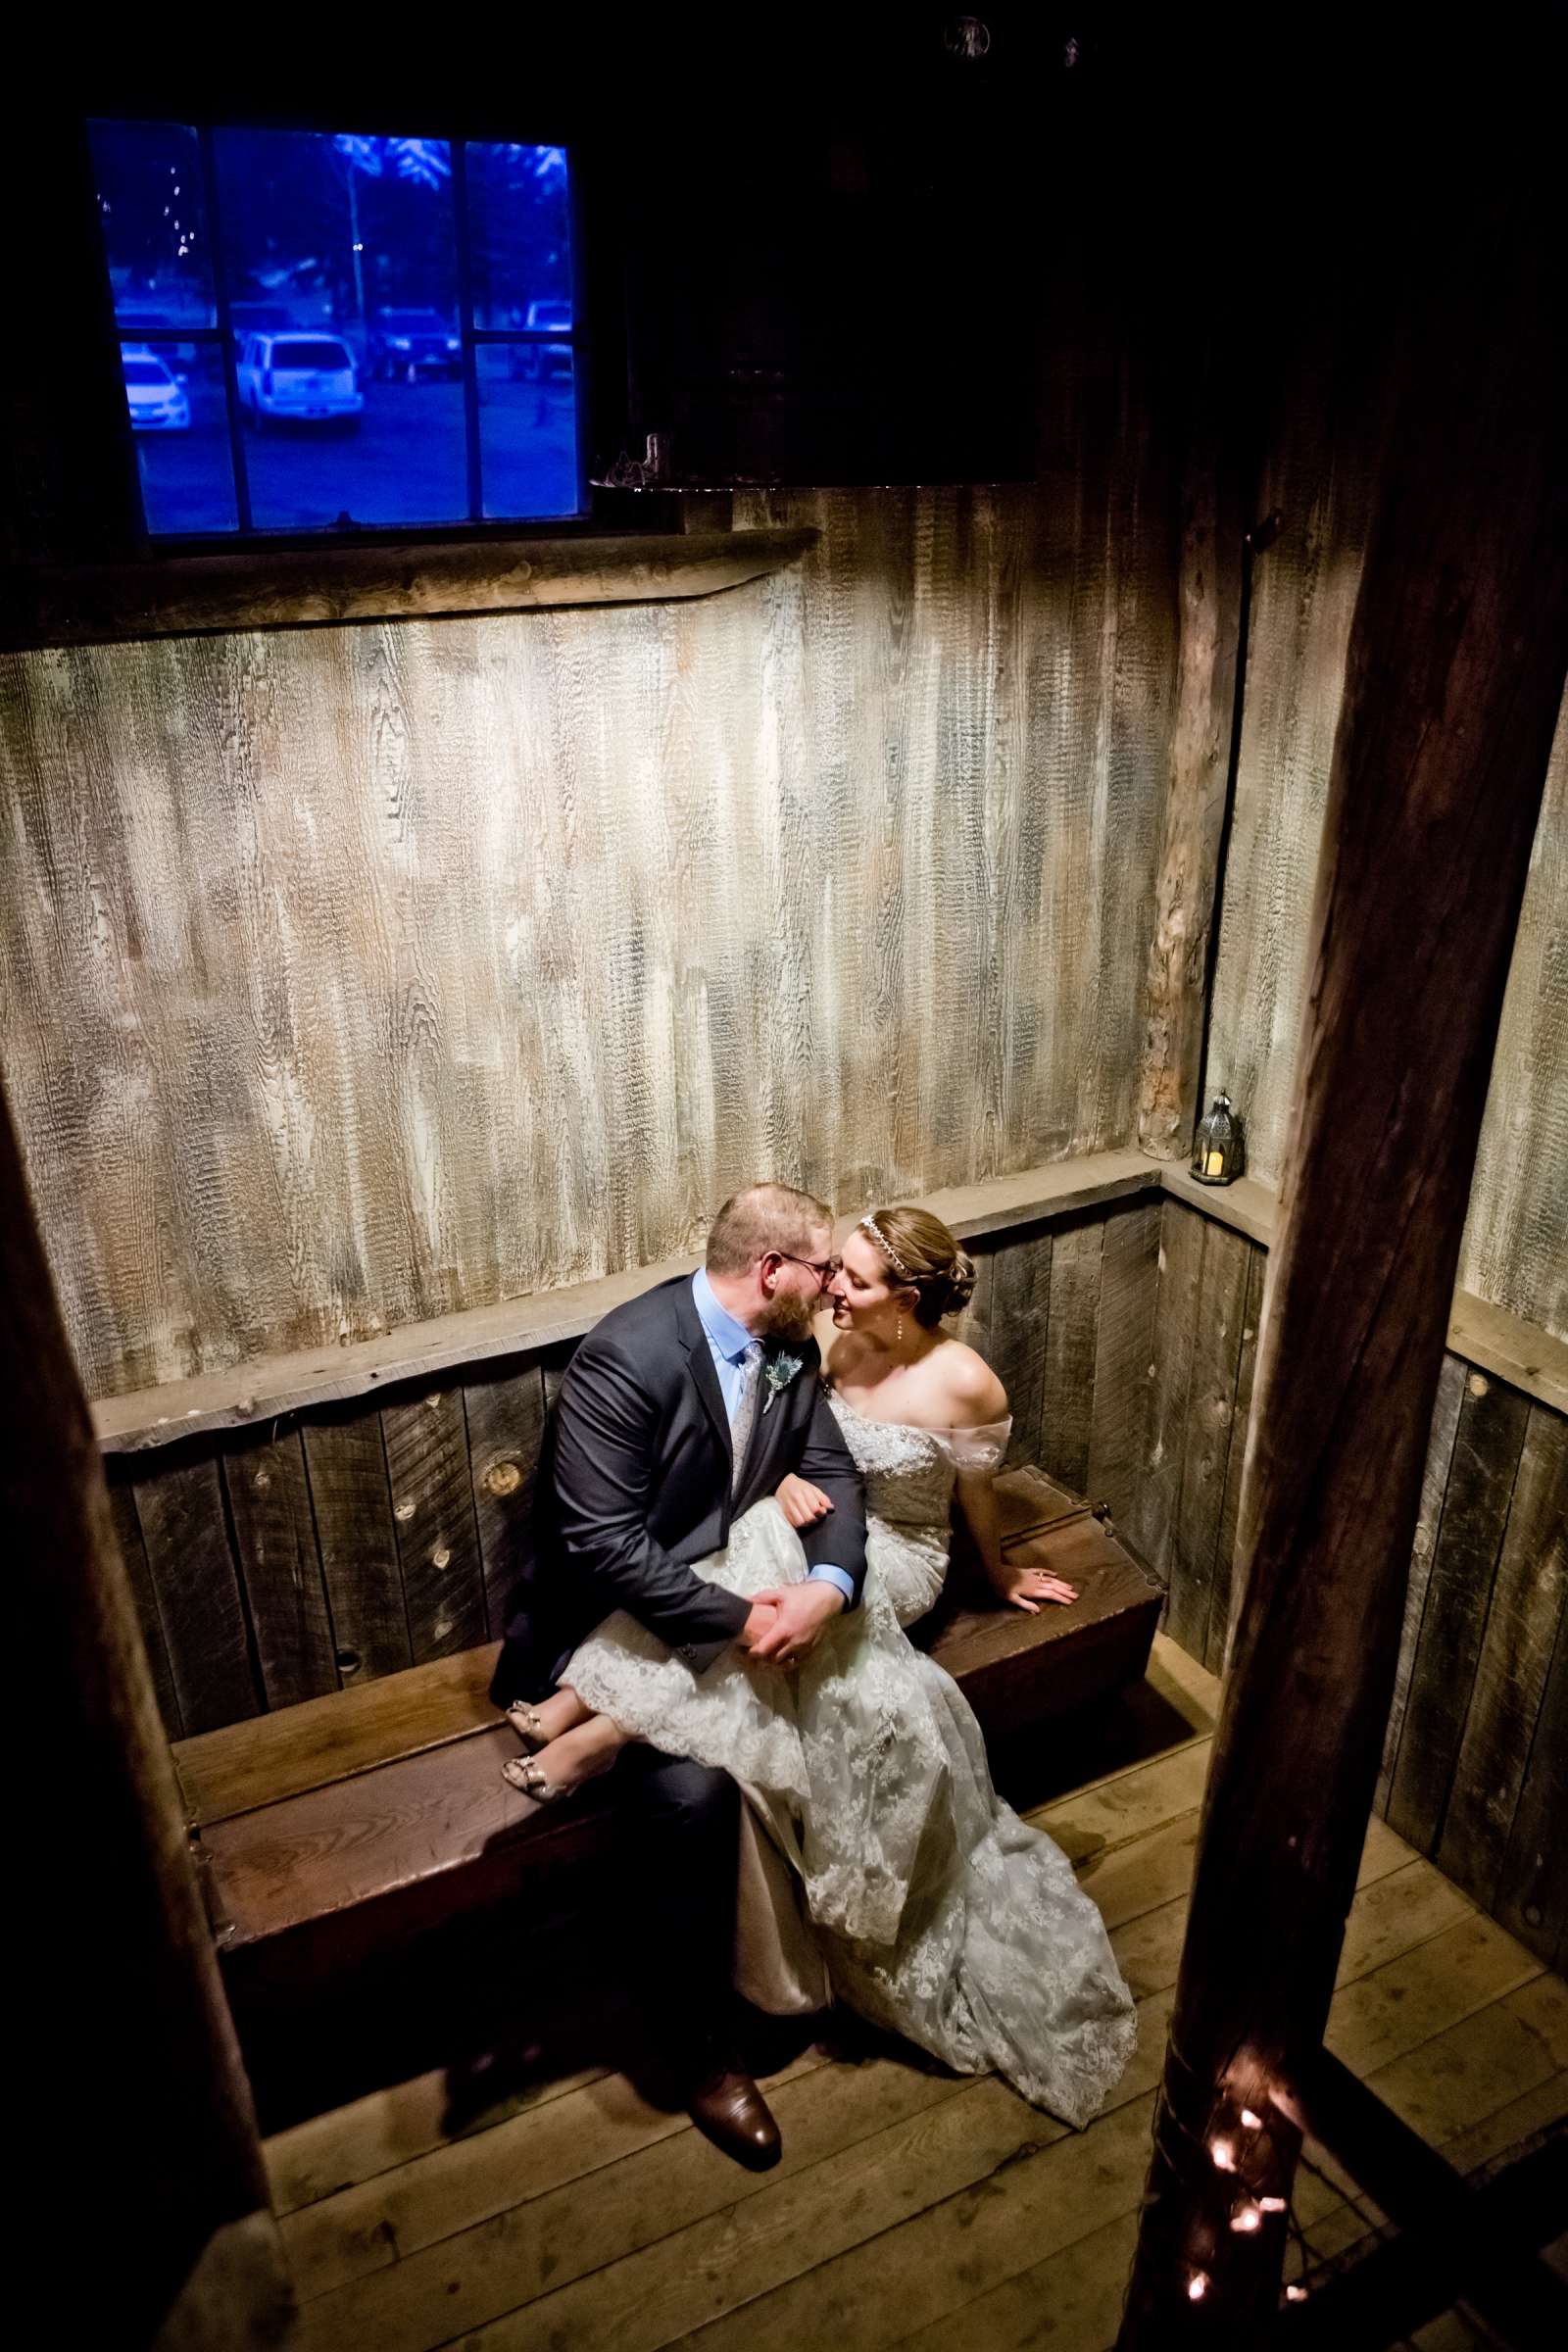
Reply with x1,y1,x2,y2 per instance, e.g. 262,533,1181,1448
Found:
495,1182,867,2168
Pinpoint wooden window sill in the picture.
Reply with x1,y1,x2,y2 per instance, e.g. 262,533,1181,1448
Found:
0,524,819,652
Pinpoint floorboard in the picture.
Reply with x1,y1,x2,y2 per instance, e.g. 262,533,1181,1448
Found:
261,1638,1565,2352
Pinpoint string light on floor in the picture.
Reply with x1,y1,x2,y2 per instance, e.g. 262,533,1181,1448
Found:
1160,2042,1315,2315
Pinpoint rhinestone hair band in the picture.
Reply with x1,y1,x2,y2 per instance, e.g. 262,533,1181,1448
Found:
859,1213,914,1280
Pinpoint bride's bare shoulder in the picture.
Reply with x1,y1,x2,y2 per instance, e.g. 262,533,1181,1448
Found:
814,1316,862,1382
928,1338,1008,1426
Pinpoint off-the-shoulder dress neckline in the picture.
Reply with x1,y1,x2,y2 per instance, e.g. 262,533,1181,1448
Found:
824,1383,1012,1443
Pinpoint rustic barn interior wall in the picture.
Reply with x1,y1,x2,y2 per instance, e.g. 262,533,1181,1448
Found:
108,1193,1162,1740
1127,1194,1566,1972
1,463,1175,1403
1203,318,1568,1342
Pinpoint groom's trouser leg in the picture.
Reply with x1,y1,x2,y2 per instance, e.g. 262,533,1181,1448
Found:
614,1743,740,2077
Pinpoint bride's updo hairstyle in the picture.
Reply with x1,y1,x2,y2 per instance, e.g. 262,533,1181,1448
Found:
859,1206,977,1328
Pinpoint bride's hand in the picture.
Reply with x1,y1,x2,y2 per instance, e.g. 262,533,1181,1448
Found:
776,1474,834,1530
996,1563,1079,1614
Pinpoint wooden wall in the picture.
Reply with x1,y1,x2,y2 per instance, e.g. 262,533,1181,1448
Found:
1203,321,1568,1342
0,461,1176,1404
105,1192,1162,1739
1127,1194,1567,1971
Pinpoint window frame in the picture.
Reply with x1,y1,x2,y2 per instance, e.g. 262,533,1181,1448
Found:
97,115,592,545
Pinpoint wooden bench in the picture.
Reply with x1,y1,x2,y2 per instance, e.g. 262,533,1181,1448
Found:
172,1466,1159,1990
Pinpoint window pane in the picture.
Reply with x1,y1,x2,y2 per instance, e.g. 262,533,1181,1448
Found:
476,344,579,519
466,144,572,331
91,121,216,330
119,337,237,532
215,127,467,527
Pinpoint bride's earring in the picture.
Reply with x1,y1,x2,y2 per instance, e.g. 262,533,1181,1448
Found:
897,1309,905,1346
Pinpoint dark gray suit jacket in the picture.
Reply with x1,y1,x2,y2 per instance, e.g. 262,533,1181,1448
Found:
495,1274,868,1701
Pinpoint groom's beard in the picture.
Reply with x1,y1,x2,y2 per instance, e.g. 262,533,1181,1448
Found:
756,1290,817,1344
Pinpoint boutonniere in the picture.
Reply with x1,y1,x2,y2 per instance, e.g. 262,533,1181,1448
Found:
762,1352,806,1413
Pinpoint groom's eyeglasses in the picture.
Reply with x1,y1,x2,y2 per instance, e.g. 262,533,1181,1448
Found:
765,1250,841,1288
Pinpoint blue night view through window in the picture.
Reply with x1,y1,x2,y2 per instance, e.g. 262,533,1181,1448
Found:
90,121,580,536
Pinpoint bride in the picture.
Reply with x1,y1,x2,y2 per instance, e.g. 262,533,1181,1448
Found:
503,1205,1136,2127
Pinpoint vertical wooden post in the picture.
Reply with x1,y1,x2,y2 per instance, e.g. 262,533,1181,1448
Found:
1117,202,1568,2347
1138,351,1246,1160
5,1086,296,2348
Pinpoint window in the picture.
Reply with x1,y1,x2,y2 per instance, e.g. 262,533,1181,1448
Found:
89,120,582,537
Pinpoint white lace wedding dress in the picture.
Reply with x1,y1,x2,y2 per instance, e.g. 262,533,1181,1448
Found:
562,1388,1137,2126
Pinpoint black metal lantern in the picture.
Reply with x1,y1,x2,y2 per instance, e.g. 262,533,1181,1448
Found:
1192,1093,1246,1186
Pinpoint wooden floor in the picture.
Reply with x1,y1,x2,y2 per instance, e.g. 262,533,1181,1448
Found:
260,1639,1567,2352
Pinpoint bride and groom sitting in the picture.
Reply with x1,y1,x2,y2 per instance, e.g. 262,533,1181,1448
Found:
493,1182,1135,2171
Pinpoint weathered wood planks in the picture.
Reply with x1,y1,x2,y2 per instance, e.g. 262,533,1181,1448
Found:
1206,1241,1266,1673
1127,1198,1204,1581
301,1406,412,1685
1087,1196,1161,1534
105,1476,183,1740
1386,1374,1532,1854
1494,1607,1568,1971
1438,1405,1568,1914
257,1660,1557,2352
463,1361,549,1638
985,1228,1052,1467
1202,307,1566,1348
3,472,1177,1409
222,1425,338,1710
1039,1215,1105,1493
380,1389,490,1658
132,1446,259,1735
1163,1220,1251,1661
1152,1194,1568,1978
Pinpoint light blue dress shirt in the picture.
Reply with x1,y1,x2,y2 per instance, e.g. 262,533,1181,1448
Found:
690,1269,854,1606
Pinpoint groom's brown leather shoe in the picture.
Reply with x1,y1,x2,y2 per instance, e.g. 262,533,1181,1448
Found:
687,2070,782,2170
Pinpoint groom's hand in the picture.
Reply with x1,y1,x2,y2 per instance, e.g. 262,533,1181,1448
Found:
737,1598,782,1652
745,1582,846,1666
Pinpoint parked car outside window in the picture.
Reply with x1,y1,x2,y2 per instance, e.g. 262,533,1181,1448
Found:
367,308,462,381
236,334,364,430
509,299,574,380
122,348,190,432
91,120,580,530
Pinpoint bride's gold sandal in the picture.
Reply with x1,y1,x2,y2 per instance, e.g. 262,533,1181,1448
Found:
501,1755,564,1801
505,1703,551,1750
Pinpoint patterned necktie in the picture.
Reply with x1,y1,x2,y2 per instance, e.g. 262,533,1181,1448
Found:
729,1341,764,1495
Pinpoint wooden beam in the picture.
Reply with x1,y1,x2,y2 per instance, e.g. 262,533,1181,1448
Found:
1137,358,1246,1160
2,1086,297,2340
1116,196,1568,2348
0,524,820,650
1284,2051,1568,2346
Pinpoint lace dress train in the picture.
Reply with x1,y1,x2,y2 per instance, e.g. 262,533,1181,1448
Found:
562,1393,1136,2127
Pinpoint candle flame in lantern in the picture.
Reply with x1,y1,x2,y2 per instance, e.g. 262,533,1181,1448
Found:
1231,2203,1263,2232
1259,2196,1287,2213
1240,2108,1263,2130
1286,2283,1308,2302
1209,2137,1237,2171
1188,2274,1208,2302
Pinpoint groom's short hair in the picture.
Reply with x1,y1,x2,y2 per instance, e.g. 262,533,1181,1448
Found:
707,1183,833,1276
